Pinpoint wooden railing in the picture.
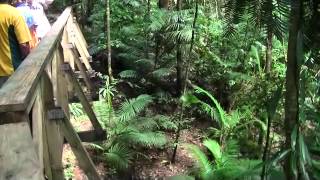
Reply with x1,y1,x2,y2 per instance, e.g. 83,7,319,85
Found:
0,7,104,180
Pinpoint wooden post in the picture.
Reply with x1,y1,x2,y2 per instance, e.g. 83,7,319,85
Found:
72,17,90,59
54,44,71,118
74,20,88,48
32,83,53,180
42,72,65,180
66,16,92,71
32,86,45,176
48,107,101,180
61,63,104,136
72,45,94,92
62,24,76,99
62,25,75,70
0,112,44,180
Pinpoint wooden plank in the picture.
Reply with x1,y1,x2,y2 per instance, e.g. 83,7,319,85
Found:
31,83,53,179
76,130,107,142
41,72,65,180
73,23,91,58
66,15,74,45
66,18,92,70
62,63,104,135
74,37,92,70
72,47,94,92
62,26,75,70
31,86,44,175
74,20,88,48
50,52,58,98
56,108,101,180
54,45,71,118
42,116,53,180
0,7,72,113
0,120,43,180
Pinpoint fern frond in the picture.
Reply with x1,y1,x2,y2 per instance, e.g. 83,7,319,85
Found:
194,86,228,128
151,68,172,78
187,144,213,178
155,115,178,131
223,140,240,159
203,139,222,161
199,101,216,120
149,9,167,31
166,27,193,42
129,131,167,147
119,70,139,79
104,144,134,170
135,58,154,67
134,117,159,130
117,94,153,122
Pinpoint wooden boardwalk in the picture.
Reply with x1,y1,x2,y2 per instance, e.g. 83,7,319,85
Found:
0,7,105,180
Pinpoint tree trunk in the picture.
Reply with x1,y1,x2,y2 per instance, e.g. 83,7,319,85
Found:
265,27,273,74
87,0,93,21
145,0,151,59
171,0,198,163
105,0,113,82
284,0,302,179
264,0,273,74
176,0,183,96
105,0,113,81
158,0,169,9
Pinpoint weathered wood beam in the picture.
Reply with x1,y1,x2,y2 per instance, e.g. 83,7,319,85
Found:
62,63,104,136
49,107,101,180
0,114,44,180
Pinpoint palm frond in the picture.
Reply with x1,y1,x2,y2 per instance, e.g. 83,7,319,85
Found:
129,131,167,147
187,144,213,178
134,117,159,130
119,70,139,79
194,86,228,128
155,115,178,131
204,139,222,161
151,68,172,78
117,94,153,122
104,144,134,170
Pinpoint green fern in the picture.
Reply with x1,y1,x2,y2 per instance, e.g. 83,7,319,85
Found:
155,115,178,131
188,139,261,180
129,131,167,147
188,144,213,178
119,70,139,79
117,94,153,122
104,144,134,170
93,94,170,172
133,117,160,130
203,139,222,162
151,68,172,78
194,86,228,128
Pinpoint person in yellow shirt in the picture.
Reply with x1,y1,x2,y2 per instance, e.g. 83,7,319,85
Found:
0,0,31,88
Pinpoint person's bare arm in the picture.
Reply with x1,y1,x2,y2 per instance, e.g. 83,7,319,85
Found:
19,42,30,59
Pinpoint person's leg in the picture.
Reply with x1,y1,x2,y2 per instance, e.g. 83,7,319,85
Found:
0,76,9,88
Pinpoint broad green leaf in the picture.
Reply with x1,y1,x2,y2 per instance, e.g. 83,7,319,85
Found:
180,93,200,106
203,139,222,160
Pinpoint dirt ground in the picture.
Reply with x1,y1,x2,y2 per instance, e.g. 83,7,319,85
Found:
62,117,207,180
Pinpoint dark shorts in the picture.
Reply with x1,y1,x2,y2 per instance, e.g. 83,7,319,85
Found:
0,76,9,88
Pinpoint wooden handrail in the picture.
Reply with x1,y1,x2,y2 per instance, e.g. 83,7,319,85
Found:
0,7,72,113
0,8,102,179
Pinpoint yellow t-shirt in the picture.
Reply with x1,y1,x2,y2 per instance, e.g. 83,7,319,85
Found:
0,4,31,76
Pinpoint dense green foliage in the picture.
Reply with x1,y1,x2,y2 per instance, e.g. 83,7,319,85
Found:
63,0,320,179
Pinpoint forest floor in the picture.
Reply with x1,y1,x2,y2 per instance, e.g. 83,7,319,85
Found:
62,112,208,179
